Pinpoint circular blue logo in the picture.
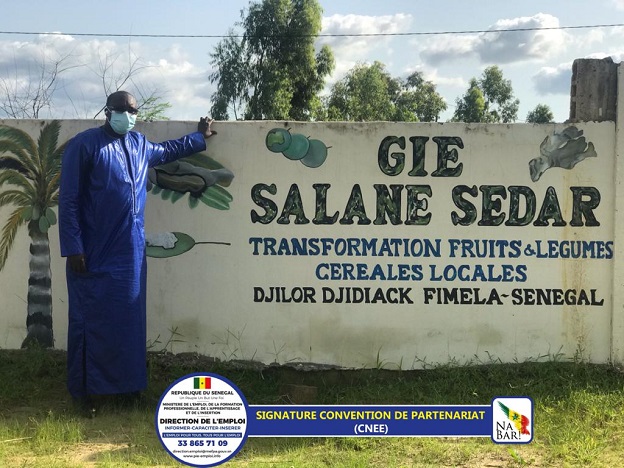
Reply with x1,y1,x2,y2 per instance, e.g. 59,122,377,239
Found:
155,372,249,467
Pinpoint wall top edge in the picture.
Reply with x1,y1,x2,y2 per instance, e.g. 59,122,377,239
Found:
0,119,617,127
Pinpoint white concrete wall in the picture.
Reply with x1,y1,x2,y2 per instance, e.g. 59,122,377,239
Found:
611,64,624,364
0,105,619,368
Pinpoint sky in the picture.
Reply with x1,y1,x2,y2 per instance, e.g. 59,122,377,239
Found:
0,0,623,123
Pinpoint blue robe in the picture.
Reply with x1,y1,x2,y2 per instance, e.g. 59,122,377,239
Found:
59,127,206,398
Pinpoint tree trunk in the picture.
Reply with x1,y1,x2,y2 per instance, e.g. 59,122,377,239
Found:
21,219,54,348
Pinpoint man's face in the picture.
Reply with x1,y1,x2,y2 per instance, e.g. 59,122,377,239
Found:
105,93,139,118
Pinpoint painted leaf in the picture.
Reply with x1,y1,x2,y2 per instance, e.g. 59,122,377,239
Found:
199,190,230,210
199,186,233,208
209,185,234,202
22,206,33,221
170,191,185,204
146,232,195,258
181,153,225,171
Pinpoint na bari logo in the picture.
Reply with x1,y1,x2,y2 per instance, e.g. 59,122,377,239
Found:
491,397,533,444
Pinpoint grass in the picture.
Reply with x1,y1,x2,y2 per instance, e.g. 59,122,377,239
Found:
0,347,623,467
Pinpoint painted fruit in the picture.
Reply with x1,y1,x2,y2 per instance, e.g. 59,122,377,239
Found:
265,128,292,153
300,139,328,168
282,133,310,160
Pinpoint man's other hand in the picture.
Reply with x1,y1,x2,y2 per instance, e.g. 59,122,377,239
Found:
198,117,216,139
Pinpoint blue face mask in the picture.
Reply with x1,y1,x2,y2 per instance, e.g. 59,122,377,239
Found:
109,111,136,135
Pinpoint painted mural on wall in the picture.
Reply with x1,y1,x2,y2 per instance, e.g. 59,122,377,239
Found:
265,128,330,168
145,152,235,258
0,121,65,348
0,119,616,367
251,125,607,312
0,121,235,347
529,126,597,182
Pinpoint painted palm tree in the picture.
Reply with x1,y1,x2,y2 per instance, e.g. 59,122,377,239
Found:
0,121,66,348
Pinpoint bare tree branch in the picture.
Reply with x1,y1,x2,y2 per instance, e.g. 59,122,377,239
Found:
0,52,80,119
91,44,165,119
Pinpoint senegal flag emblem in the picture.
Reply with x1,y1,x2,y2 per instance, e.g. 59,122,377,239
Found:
194,377,211,389
498,401,530,435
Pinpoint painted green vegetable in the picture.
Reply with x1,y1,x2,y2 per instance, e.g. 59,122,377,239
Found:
265,129,330,168
301,139,329,168
44,208,57,225
265,128,292,153
38,216,50,233
282,133,310,160
148,158,234,210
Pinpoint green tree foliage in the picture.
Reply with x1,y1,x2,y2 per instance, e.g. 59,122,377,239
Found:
325,62,447,122
452,65,519,123
398,72,447,122
452,79,487,123
326,62,395,121
209,0,334,121
526,104,555,123
137,95,172,122
209,34,248,120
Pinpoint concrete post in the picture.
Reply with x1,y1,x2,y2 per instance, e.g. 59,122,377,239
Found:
611,63,624,364
569,58,618,122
